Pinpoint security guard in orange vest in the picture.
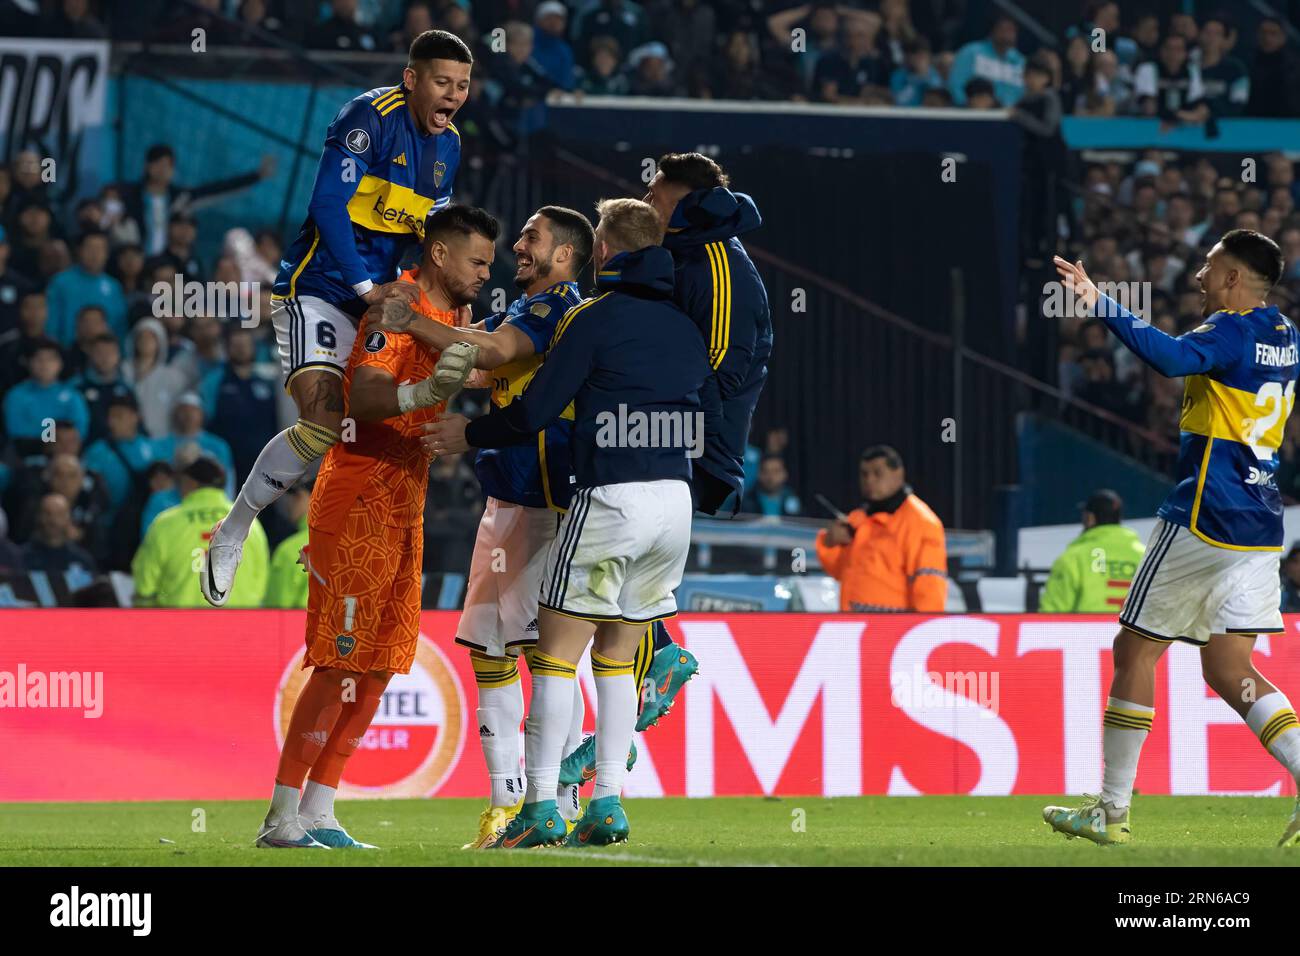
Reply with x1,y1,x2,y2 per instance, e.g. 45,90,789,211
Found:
815,445,948,612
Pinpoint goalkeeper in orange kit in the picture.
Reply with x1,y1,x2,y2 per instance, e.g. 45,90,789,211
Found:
255,205,495,849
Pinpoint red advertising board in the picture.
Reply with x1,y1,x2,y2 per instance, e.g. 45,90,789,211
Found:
0,611,1296,801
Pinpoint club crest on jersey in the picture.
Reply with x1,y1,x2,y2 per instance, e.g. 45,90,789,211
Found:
364,330,387,353
335,634,356,657
433,161,447,187
345,129,370,154
529,302,551,318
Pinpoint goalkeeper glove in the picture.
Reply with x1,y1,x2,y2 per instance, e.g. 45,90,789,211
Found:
396,341,479,413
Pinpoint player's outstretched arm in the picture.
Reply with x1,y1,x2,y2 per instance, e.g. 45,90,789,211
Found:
1052,255,1234,378
348,342,480,421
368,300,533,369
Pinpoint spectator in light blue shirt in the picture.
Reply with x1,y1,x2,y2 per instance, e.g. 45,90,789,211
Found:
140,461,179,537
82,392,160,513
3,339,90,443
891,36,944,106
151,392,236,498
948,14,1025,106
44,229,127,347
740,454,803,517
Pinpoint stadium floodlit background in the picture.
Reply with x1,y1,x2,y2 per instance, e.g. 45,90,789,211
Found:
3,0,1300,822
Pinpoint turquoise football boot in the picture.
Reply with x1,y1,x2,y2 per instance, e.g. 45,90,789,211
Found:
488,800,568,849
564,796,630,847
637,642,698,731
305,818,378,849
558,735,637,787
1042,795,1131,846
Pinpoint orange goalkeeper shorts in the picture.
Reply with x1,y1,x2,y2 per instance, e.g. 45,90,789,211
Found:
304,504,424,675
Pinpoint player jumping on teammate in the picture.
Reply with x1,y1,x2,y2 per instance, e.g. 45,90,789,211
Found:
1044,230,1300,848
202,30,472,606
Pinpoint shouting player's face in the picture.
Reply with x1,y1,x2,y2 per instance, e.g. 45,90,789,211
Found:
642,171,692,230
403,59,471,135
1195,243,1237,317
513,213,558,290
437,232,495,306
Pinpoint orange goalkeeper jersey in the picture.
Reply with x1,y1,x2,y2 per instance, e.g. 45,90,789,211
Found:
309,268,457,537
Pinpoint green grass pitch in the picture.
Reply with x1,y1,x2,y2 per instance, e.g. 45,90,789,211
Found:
3,796,1300,866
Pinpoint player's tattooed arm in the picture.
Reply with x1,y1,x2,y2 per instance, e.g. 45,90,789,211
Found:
369,299,533,370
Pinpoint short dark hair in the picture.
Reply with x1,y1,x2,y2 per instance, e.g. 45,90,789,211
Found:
861,445,903,470
424,204,500,248
76,227,108,248
656,152,730,191
964,77,995,99
182,456,226,489
145,461,175,482
408,29,474,68
1219,228,1285,289
145,143,175,164
1083,489,1123,524
536,205,595,273
30,337,61,359
760,453,786,466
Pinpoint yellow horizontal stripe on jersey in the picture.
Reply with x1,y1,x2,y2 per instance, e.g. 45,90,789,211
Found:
379,97,406,116
446,121,460,138
490,353,543,408
1179,375,1287,451
345,175,435,238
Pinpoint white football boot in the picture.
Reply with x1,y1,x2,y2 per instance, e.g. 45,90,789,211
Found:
255,815,329,849
200,520,243,607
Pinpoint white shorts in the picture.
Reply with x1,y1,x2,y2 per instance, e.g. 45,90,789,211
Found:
539,480,692,625
271,295,357,388
1119,518,1283,646
455,498,559,658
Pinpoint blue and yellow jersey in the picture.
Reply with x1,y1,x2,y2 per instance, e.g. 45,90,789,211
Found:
1096,294,1297,549
473,280,582,511
272,85,460,316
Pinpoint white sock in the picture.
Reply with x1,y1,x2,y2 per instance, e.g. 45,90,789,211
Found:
298,780,336,823
1245,691,1300,781
217,427,316,542
1100,696,1154,812
523,655,577,805
267,782,299,824
591,652,637,802
477,681,525,807
557,677,585,820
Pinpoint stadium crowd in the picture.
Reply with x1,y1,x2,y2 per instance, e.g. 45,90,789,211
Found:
11,1,1300,118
